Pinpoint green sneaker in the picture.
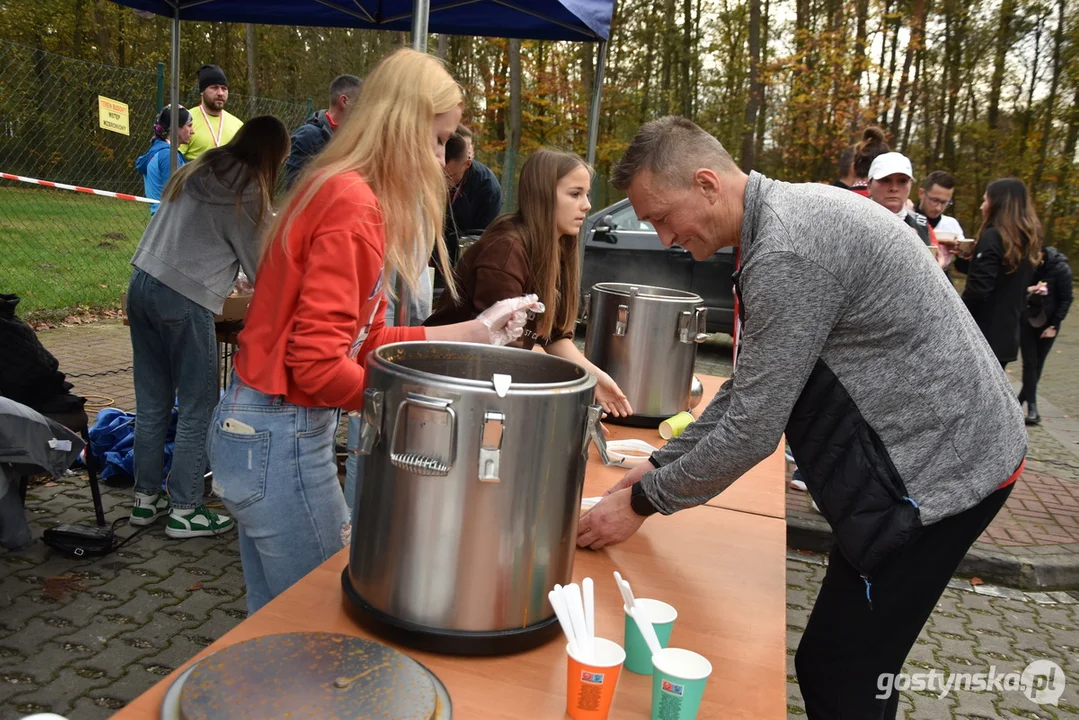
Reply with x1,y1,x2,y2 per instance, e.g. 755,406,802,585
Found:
165,506,235,539
130,491,170,526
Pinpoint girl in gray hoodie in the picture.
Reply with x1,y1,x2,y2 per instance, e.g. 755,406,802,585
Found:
126,115,289,539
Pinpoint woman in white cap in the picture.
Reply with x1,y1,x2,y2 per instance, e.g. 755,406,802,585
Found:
867,152,948,269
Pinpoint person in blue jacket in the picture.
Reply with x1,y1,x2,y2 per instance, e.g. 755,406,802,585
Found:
135,105,193,215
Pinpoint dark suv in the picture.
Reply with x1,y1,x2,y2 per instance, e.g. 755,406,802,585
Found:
579,199,736,335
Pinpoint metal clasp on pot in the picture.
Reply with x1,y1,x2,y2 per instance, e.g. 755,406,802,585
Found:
478,411,505,482
353,388,383,456
614,304,630,336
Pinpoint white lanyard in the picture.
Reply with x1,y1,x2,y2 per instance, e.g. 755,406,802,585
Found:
198,105,224,148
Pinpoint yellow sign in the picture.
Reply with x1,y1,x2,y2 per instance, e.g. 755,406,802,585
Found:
98,96,130,136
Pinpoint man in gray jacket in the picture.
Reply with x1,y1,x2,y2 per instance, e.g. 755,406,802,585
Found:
576,117,1027,719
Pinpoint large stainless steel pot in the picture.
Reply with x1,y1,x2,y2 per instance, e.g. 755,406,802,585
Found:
583,282,707,426
342,342,599,656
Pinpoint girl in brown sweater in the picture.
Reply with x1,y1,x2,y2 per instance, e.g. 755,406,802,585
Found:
428,149,633,417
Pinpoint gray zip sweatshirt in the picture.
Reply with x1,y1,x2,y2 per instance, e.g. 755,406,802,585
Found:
641,172,1027,526
131,162,263,314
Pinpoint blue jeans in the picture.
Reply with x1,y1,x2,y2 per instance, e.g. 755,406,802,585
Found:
207,372,349,614
127,268,216,509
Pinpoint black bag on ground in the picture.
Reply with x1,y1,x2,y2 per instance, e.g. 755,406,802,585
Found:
42,523,118,557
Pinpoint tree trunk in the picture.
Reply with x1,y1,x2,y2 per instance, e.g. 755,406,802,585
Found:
987,0,1016,130
681,0,693,116
245,24,258,116
890,0,928,133
755,0,771,160
94,0,111,62
661,0,675,114
437,34,448,60
1032,0,1065,194
115,4,125,67
848,0,869,129
73,0,85,58
901,40,923,152
1046,84,1079,245
874,0,892,110
740,0,762,170
502,39,522,208
1020,10,1047,155
881,14,901,120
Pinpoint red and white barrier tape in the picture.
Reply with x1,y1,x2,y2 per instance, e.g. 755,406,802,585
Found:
0,172,160,204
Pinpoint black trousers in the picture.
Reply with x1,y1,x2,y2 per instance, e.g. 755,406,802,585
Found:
795,484,1013,719
1018,323,1057,407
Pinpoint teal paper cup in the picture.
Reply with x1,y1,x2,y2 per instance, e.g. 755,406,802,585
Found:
650,648,713,720
623,599,677,674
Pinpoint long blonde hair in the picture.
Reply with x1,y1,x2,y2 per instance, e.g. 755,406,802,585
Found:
482,149,587,338
264,49,462,298
980,178,1043,273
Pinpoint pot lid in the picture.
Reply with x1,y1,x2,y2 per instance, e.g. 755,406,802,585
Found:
374,342,597,393
175,632,446,720
592,282,702,303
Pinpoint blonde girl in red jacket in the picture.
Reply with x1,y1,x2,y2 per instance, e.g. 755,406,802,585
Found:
207,48,535,613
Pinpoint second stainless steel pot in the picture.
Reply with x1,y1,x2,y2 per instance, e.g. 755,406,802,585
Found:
583,282,707,426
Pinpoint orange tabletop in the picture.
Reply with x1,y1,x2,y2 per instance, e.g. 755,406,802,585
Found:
587,374,786,520
112,510,786,720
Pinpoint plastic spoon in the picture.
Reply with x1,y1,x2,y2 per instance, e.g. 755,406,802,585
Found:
627,604,663,657
620,578,663,656
563,583,592,663
548,587,580,657
613,571,634,610
582,577,595,659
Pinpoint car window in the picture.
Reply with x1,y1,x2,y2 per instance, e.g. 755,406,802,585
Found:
610,204,654,232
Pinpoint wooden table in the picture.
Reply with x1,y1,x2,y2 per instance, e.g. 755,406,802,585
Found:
112,375,787,720
590,375,786,520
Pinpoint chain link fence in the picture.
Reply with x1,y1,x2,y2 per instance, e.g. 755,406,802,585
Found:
0,41,310,322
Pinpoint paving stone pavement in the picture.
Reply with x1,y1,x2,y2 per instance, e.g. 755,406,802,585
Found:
7,321,1076,718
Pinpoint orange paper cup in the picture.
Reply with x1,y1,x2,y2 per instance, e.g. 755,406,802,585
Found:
566,638,626,720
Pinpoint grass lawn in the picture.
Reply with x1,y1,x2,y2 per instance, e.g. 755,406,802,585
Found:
0,185,148,321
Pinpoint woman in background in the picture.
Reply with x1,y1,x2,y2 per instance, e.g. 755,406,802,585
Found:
957,178,1042,368
127,115,289,538
135,105,194,215
1018,247,1072,424
427,148,633,418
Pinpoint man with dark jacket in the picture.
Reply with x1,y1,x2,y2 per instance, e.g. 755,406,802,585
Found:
576,117,1027,719
283,74,362,189
444,130,502,256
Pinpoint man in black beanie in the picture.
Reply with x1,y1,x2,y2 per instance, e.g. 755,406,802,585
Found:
179,64,243,160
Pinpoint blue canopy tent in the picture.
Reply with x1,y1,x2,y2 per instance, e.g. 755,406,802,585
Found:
108,0,613,322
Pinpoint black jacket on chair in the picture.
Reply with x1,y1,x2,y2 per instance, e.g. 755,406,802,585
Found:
957,227,1035,363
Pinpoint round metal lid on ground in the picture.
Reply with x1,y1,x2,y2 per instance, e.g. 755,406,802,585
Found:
172,632,445,720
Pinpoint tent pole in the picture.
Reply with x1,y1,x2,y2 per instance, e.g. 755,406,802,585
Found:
585,40,607,168
169,2,180,173
395,0,432,327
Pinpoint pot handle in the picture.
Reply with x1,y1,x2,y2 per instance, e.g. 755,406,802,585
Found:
581,292,591,323
584,404,615,465
694,305,709,343
350,388,384,456
389,393,457,476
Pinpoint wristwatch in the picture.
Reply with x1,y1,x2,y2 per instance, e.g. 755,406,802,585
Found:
630,482,659,517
